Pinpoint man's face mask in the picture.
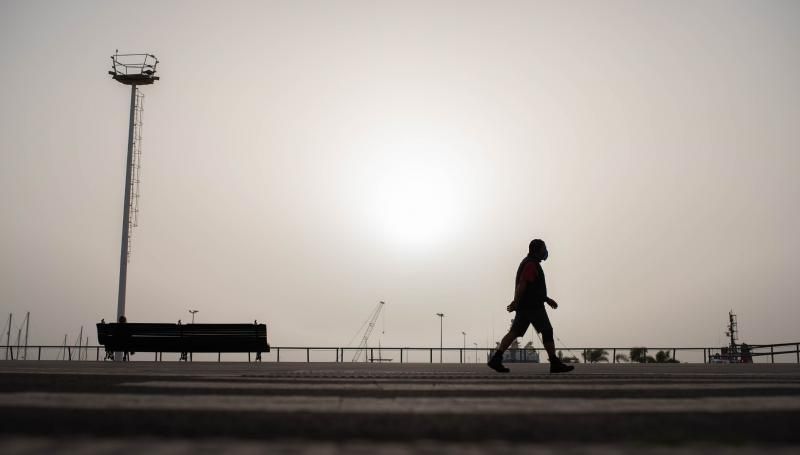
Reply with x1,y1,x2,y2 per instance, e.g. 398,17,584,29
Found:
540,249,548,261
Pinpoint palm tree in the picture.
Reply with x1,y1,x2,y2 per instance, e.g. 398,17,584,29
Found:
630,347,648,363
558,350,579,363
654,350,679,363
615,353,629,363
582,348,609,363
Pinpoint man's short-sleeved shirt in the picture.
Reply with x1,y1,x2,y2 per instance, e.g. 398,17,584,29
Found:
515,255,547,310
520,262,539,283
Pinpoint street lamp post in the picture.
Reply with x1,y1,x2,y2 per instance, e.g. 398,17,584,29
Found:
189,310,198,324
436,313,444,363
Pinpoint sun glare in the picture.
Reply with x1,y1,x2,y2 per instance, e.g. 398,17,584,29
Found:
356,144,463,250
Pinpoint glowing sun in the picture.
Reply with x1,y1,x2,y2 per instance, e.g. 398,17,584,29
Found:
359,147,462,249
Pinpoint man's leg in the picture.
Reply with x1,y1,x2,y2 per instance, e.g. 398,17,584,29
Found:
543,340,558,362
486,327,517,373
489,311,529,373
487,332,512,373
496,330,518,355
540,327,573,373
488,329,520,373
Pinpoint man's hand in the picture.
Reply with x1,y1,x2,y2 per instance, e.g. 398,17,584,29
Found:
506,301,517,312
546,297,558,309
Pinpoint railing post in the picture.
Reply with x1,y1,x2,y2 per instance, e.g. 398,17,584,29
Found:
96,347,99,361
38,346,42,361
797,344,799,364
612,348,616,363
370,348,373,363
67,347,72,361
277,347,280,363
248,352,251,362
672,349,676,362
400,348,403,364
306,348,310,363
703,348,707,364
218,353,221,362
430,348,433,363
771,345,775,364
460,349,463,364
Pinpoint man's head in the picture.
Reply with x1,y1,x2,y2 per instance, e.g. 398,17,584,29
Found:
529,239,548,261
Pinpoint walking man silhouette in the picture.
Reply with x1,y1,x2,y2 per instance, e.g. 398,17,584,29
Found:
488,239,574,373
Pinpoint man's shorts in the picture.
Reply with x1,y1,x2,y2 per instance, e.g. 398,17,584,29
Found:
510,305,553,337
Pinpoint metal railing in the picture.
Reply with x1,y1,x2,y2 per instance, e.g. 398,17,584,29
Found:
109,52,158,77
2,343,799,364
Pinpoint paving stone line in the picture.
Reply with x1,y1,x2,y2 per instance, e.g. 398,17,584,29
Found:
3,392,800,414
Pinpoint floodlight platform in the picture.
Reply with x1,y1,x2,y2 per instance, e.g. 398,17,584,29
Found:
109,51,159,85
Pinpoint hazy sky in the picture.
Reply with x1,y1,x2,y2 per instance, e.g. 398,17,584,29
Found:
2,0,799,352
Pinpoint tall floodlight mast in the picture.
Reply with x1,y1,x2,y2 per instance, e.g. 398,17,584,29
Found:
108,51,159,360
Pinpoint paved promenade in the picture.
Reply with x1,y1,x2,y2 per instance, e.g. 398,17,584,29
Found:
1,361,799,453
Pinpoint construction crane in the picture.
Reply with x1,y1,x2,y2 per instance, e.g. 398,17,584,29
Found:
351,301,385,362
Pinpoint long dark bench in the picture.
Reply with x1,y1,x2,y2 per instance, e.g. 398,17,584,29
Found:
96,322,269,361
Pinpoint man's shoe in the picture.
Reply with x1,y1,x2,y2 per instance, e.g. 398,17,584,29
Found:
487,355,510,373
550,361,575,374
